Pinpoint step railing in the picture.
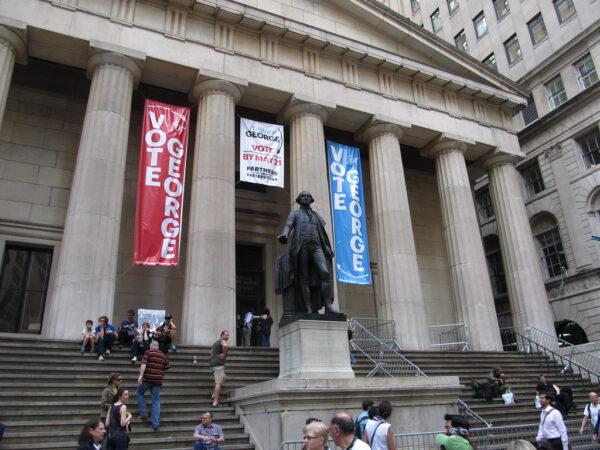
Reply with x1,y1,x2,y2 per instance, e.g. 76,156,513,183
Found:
457,399,492,429
428,323,470,351
349,317,427,377
500,326,600,384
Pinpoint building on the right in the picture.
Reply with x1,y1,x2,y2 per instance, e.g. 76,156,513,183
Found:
401,0,600,344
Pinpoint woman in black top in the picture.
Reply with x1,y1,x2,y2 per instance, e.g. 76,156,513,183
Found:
259,308,273,347
105,387,131,450
76,418,105,450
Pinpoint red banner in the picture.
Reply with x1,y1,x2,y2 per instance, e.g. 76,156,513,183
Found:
133,99,190,266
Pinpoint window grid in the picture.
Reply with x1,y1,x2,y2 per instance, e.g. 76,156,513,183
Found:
522,162,545,197
447,0,459,15
575,55,599,90
504,34,521,64
487,251,507,295
431,8,442,32
553,0,576,24
411,0,420,13
476,189,494,222
528,13,547,45
473,12,487,39
545,75,568,109
521,95,539,125
536,228,567,279
483,53,497,71
579,129,600,168
454,30,468,53
493,0,510,19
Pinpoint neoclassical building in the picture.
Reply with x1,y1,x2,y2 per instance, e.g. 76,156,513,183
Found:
0,0,561,350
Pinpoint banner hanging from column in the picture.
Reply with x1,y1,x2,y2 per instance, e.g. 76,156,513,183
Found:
326,140,372,285
239,117,284,187
133,99,191,266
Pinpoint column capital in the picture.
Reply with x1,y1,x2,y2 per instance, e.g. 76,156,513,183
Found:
87,41,145,86
279,93,335,124
355,114,410,142
425,134,474,159
190,68,247,104
480,152,521,171
0,19,27,64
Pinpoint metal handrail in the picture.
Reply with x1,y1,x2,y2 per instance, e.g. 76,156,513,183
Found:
500,326,600,384
349,317,427,377
457,399,492,428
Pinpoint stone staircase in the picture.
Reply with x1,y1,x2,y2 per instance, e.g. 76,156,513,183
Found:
0,337,279,450
0,337,598,449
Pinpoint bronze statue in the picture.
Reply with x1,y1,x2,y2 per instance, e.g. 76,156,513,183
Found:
275,191,337,316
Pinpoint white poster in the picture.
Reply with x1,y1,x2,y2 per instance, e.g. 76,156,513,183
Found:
240,118,284,187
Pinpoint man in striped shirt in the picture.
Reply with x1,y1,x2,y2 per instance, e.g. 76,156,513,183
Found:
136,340,170,431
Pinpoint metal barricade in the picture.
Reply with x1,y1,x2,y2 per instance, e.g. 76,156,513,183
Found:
428,323,470,351
349,317,427,377
500,326,600,384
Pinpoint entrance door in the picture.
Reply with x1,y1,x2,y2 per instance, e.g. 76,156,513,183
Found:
0,245,53,333
236,243,265,346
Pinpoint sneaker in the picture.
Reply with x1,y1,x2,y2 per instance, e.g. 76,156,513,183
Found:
151,425,159,431
131,356,137,363
170,345,177,352
105,349,111,355
138,414,149,422
80,348,85,353
98,355,105,361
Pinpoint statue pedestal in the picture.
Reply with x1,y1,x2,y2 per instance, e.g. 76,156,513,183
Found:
279,319,354,379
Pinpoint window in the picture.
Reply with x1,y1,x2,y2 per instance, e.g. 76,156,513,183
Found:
411,0,420,13
0,245,53,333
454,30,468,52
536,228,568,278
431,8,442,32
528,13,547,45
521,95,539,125
476,188,494,222
545,75,568,109
447,0,459,15
493,0,509,19
553,0,576,24
579,128,600,168
483,53,497,71
575,55,598,90
473,12,487,38
485,236,507,296
504,34,521,64
521,161,545,197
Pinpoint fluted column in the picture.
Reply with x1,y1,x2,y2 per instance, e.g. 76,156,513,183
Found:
0,22,26,128
281,96,338,307
429,140,502,350
358,119,428,349
484,154,556,335
45,46,144,339
282,96,334,230
181,76,246,345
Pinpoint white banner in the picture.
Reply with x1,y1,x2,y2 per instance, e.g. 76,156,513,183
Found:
240,118,284,187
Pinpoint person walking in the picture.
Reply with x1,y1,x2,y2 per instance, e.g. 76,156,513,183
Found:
210,330,229,408
100,373,122,422
135,340,170,431
77,418,105,450
105,387,131,450
329,413,371,449
536,393,569,450
258,308,273,347
580,392,600,441
364,401,395,450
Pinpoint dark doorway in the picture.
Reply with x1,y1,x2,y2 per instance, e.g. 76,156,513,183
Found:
556,320,588,346
236,243,265,346
0,245,53,333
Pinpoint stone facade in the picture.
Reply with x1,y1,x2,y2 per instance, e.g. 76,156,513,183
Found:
0,0,556,350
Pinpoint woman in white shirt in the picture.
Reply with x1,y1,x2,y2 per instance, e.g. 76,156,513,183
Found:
364,401,395,450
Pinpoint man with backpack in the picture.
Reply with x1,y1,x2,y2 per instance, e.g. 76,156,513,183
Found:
580,392,600,441
354,400,374,440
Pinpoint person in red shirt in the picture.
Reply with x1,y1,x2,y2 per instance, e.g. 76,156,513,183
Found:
135,340,170,431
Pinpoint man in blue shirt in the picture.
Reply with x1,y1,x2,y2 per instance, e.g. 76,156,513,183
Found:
117,309,138,349
94,316,116,361
193,412,224,449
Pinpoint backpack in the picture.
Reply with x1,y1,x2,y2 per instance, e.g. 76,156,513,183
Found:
354,414,369,439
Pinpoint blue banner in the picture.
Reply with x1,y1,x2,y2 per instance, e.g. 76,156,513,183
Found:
326,140,372,285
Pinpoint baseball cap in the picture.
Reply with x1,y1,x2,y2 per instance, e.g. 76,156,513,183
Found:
435,434,473,450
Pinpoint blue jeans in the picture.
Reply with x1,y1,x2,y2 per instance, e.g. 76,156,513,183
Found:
260,334,270,347
194,441,220,450
349,351,357,364
97,333,115,355
136,383,161,427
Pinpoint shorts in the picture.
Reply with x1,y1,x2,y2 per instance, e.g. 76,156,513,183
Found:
212,365,226,384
